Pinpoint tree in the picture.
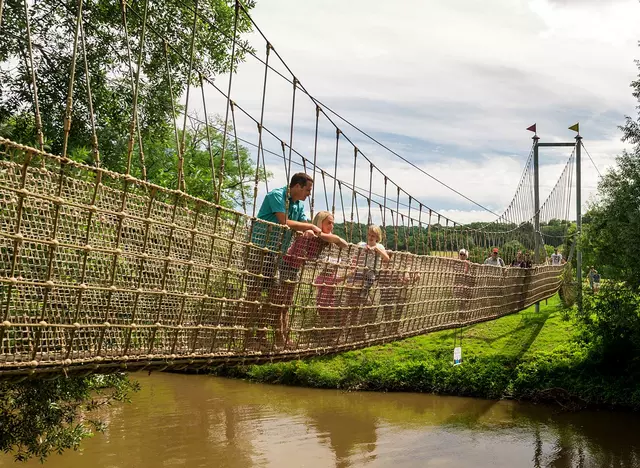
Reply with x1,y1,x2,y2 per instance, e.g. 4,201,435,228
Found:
0,374,139,462
620,59,640,147
139,117,269,209
580,55,640,287
0,0,256,192
582,149,640,287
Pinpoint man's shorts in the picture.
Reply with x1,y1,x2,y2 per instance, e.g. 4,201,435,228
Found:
245,246,278,292
278,261,301,285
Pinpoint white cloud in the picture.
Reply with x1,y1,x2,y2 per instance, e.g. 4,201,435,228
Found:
198,0,640,224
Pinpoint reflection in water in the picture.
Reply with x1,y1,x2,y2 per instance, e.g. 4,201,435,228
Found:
308,400,378,467
1,373,640,467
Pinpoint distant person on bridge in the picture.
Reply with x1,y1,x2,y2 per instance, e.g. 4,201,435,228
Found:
510,251,524,267
587,266,596,292
484,248,505,267
592,270,601,293
550,248,564,266
244,172,322,350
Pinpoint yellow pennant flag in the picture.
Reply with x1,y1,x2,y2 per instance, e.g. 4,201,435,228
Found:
568,123,579,133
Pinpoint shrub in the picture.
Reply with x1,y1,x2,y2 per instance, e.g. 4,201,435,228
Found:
578,282,640,364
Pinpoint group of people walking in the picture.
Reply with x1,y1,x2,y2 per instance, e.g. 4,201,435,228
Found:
481,247,565,269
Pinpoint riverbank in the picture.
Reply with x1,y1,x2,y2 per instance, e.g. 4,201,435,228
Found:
214,295,640,411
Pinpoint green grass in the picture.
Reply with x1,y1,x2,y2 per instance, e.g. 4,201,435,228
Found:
214,295,640,410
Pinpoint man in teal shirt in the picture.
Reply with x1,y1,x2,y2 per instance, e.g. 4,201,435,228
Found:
244,173,321,349
251,172,320,250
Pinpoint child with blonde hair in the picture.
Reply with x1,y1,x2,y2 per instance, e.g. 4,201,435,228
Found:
342,225,389,342
353,225,389,300
271,211,348,347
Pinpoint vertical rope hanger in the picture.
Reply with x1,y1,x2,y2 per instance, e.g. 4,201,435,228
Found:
22,0,44,152
382,176,388,228
163,41,183,183
120,0,147,179
331,129,340,215
406,196,412,253
320,170,329,211
216,0,240,205
282,149,292,220
367,163,373,225
417,204,425,255
310,104,320,219
436,214,441,252
199,73,218,197
443,218,449,256
252,42,271,216
394,186,400,251
427,209,433,254
79,20,100,166
354,192,363,240
338,181,348,240
287,77,298,182
401,213,409,251
179,0,200,193
408,216,416,254
229,101,247,213
61,0,84,159
284,74,298,218
349,147,357,240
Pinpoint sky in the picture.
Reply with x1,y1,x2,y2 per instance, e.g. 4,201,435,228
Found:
200,0,640,225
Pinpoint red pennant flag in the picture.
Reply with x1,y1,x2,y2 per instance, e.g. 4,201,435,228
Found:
526,123,537,133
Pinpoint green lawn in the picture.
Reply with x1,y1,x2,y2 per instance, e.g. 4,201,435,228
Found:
215,295,640,410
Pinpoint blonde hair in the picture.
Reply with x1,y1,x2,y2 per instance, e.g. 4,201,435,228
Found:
367,224,383,243
312,211,333,229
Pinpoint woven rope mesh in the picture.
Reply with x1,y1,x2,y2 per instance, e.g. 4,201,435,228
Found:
0,139,565,373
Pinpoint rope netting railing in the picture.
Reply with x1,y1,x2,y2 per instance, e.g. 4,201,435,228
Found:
0,0,573,375
0,138,565,374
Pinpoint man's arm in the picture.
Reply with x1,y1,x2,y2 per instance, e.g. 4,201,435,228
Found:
318,232,349,248
274,212,321,234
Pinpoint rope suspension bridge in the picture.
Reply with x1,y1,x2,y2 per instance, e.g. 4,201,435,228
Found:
0,0,589,377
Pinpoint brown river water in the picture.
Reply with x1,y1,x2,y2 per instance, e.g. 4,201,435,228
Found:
2,372,639,467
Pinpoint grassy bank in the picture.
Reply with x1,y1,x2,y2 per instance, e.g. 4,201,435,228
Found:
214,295,640,410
